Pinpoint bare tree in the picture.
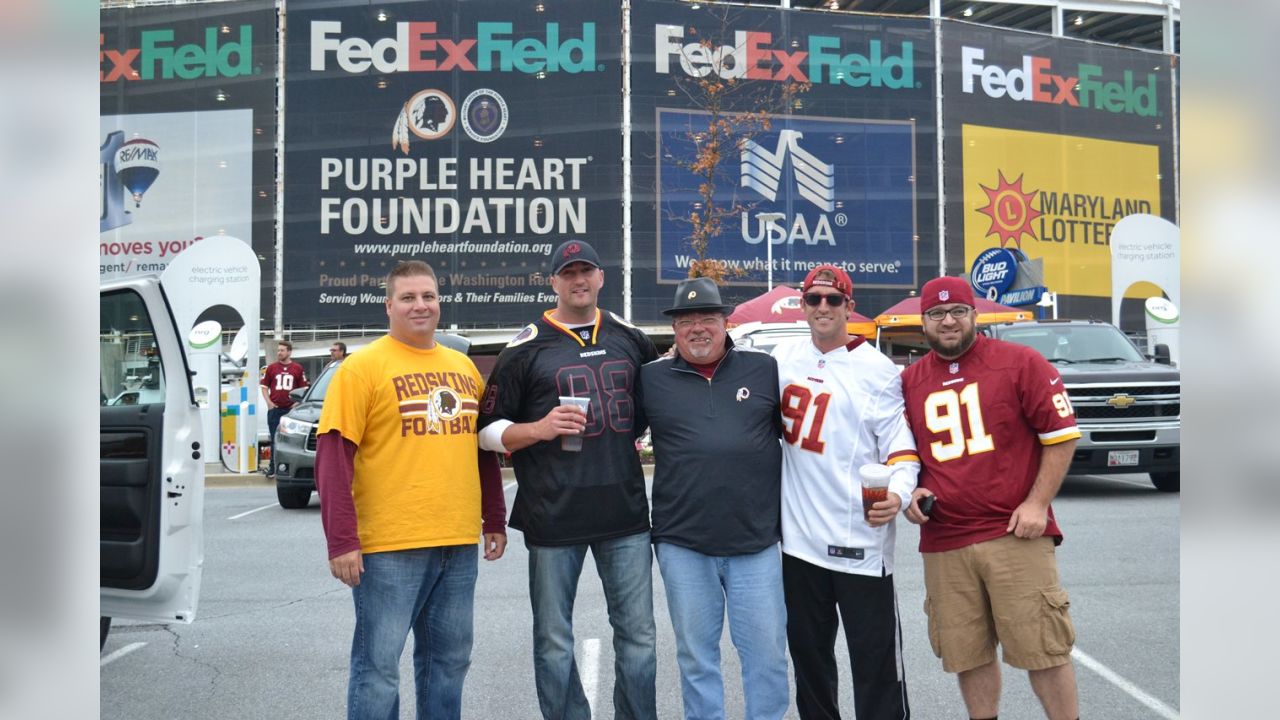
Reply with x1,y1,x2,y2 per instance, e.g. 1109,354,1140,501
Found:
659,8,809,284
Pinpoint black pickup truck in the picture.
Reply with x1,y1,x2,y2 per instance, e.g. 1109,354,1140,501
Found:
983,319,1180,492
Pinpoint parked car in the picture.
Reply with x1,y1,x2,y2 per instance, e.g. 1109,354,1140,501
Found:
272,333,473,509
729,320,812,353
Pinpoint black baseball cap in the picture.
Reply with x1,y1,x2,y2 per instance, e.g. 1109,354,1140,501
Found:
549,240,601,275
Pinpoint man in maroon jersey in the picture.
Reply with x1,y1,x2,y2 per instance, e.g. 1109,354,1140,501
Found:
261,340,308,478
901,277,1081,720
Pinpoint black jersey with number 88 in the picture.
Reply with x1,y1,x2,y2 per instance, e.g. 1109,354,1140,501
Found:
479,310,658,546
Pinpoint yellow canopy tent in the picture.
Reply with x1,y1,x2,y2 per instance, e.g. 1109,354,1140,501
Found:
873,296,1035,328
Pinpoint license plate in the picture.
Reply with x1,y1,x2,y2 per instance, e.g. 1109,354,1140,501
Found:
1107,450,1140,467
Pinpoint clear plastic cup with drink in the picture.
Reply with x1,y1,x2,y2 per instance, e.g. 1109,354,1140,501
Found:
858,463,894,523
558,396,590,452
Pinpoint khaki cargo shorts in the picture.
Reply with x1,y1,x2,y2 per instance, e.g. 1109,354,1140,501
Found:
922,535,1075,673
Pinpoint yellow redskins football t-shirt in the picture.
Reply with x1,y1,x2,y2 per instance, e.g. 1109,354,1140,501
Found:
318,335,484,554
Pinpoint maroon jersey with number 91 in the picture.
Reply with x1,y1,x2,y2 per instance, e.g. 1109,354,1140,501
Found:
900,335,1080,553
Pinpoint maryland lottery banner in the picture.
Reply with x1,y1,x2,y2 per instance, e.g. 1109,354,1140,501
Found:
283,0,622,327
631,0,936,320
100,0,278,307
941,24,1176,310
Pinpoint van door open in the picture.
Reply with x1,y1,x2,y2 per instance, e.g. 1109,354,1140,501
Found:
100,276,205,624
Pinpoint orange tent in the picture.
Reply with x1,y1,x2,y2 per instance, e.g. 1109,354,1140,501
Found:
728,285,875,336
873,296,1034,328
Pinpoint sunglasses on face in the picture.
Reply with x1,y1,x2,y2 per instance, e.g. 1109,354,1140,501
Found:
803,293,847,307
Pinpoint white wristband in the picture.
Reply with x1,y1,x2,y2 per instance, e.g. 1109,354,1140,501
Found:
478,420,514,453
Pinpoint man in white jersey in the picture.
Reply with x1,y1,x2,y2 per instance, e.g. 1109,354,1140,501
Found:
772,264,920,720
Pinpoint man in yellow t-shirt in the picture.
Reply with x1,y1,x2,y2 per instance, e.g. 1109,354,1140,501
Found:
316,260,506,720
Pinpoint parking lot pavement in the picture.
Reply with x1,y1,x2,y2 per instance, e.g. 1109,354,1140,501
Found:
101,472,1178,719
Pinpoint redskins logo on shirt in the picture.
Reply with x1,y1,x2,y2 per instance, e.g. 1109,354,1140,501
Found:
431,386,463,422
398,384,479,436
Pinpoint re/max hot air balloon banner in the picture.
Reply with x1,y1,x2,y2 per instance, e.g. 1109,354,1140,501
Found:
100,0,277,288
282,0,623,327
940,22,1175,315
628,0,937,322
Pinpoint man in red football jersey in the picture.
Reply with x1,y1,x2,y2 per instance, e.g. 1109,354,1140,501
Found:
901,277,1081,720
261,340,308,477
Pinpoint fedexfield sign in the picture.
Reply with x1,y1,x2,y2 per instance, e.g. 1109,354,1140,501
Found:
960,45,1159,117
655,25,916,87
309,20,599,74
99,25,254,81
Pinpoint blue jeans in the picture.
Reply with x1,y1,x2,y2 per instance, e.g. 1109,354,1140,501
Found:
527,531,658,720
656,542,789,720
348,545,477,720
267,406,288,473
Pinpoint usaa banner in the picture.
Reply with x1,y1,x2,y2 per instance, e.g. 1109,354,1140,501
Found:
100,0,278,310
631,0,937,322
941,23,1175,309
283,0,622,327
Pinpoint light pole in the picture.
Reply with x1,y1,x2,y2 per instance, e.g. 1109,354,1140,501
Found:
757,212,785,290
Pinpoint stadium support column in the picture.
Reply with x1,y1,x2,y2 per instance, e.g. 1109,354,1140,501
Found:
622,0,633,320
274,0,286,340
932,0,946,277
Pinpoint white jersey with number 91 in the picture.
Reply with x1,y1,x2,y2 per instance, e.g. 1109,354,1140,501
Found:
772,336,920,577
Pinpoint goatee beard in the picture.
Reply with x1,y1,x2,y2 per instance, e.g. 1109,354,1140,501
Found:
928,331,975,358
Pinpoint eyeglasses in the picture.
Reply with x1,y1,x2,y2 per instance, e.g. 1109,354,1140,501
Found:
924,306,973,322
803,293,847,307
673,315,724,331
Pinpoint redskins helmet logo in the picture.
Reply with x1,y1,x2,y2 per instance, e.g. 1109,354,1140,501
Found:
431,387,463,421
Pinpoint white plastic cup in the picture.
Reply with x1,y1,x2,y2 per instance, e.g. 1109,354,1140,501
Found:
858,463,894,522
558,396,590,452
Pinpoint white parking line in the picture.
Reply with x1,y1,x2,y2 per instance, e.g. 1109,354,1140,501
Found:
580,637,600,718
1072,647,1179,719
228,503,276,520
100,642,147,667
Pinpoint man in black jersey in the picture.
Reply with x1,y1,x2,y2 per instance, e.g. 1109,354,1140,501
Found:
478,240,659,720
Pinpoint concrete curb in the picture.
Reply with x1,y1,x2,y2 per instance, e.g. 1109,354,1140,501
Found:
207,473,275,487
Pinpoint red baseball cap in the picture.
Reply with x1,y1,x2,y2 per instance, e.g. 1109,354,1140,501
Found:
802,265,853,296
920,276,976,313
